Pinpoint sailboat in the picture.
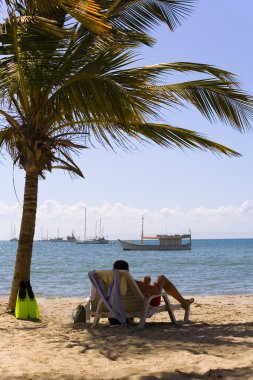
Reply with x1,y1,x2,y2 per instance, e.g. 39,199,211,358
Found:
40,228,51,242
118,217,191,251
76,210,109,244
10,224,18,242
49,227,63,242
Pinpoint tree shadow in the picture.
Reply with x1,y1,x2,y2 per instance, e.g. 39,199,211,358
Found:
65,320,253,362
1,365,253,380
136,365,253,379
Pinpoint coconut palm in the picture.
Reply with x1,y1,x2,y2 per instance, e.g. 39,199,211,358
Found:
1,2,253,311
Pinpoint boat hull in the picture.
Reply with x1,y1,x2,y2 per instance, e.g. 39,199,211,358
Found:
76,239,109,245
118,240,191,251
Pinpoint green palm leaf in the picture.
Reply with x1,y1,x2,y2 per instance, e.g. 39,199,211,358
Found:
75,120,240,157
155,80,253,130
1,0,110,33
105,0,194,32
131,123,240,156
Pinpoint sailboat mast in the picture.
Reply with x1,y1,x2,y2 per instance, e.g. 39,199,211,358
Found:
141,216,144,245
84,207,87,240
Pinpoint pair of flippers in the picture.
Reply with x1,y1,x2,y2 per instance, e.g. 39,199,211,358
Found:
15,281,40,320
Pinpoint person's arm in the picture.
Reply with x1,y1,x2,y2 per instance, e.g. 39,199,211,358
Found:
136,280,161,296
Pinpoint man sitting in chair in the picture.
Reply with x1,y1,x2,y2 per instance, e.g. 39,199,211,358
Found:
113,259,194,310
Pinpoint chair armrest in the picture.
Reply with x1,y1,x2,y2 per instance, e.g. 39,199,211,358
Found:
144,294,162,307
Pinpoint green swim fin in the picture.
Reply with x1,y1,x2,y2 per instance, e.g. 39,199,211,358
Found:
15,281,28,319
26,281,40,319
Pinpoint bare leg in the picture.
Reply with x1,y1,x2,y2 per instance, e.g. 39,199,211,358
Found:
154,275,194,309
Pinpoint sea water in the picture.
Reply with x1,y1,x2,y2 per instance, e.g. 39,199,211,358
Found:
0,239,252,298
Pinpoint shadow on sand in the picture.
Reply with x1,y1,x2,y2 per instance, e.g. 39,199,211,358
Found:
1,365,253,380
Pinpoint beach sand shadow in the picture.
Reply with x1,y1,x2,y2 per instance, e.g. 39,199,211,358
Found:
136,365,253,379
0,365,253,380
65,320,253,362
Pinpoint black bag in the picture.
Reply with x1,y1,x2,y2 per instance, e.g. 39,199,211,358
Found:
72,304,86,323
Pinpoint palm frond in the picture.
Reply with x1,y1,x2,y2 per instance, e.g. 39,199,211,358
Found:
4,0,110,33
58,0,111,33
52,150,84,177
0,126,14,151
0,110,21,130
133,123,241,156
126,61,238,84
106,0,194,32
153,79,253,130
89,121,241,156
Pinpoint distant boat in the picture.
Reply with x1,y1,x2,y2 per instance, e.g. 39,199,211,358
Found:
66,233,78,242
40,227,51,242
76,236,109,245
119,217,191,251
10,224,18,242
49,227,63,242
76,211,109,244
49,237,64,242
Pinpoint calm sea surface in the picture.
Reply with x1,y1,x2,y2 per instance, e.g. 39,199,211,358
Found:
0,239,252,297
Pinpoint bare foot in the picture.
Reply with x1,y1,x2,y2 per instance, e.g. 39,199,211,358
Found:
182,298,194,310
142,275,151,285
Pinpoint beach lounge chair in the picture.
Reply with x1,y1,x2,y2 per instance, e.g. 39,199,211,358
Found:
86,270,191,329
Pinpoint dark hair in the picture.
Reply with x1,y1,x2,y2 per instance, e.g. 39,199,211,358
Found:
113,260,129,270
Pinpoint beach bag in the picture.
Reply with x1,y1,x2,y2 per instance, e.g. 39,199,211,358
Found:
72,304,86,323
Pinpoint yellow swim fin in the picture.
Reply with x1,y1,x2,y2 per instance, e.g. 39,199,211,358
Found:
26,281,40,319
15,282,28,319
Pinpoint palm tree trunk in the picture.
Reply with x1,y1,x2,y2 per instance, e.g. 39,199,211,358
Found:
7,172,39,311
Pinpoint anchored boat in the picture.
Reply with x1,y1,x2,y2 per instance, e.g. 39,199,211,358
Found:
76,209,109,244
76,236,109,245
119,217,191,251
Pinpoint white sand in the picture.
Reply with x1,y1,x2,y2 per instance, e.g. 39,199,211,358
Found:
0,295,253,379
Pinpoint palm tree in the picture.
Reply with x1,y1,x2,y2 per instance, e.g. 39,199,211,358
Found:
1,1,253,311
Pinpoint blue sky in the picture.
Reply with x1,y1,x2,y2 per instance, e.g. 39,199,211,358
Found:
0,1,253,239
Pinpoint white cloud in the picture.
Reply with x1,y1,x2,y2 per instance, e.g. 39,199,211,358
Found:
188,201,253,219
0,200,252,240
0,202,21,217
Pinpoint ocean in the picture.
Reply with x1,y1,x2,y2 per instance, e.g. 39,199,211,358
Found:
0,239,252,298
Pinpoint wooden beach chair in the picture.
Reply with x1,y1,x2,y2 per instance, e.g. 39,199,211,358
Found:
86,270,191,329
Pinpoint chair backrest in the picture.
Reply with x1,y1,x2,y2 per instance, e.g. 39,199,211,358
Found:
89,270,145,313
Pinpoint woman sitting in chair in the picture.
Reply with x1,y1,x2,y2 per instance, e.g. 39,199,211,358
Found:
113,260,194,310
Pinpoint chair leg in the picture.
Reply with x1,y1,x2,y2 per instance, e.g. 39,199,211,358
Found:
167,307,177,324
138,316,146,329
162,294,177,324
92,299,103,327
86,300,91,323
138,298,150,329
92,315,100,327
163,293,191,324
184,305,190,322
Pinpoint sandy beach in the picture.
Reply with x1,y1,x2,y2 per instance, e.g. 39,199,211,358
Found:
0,295,253,379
